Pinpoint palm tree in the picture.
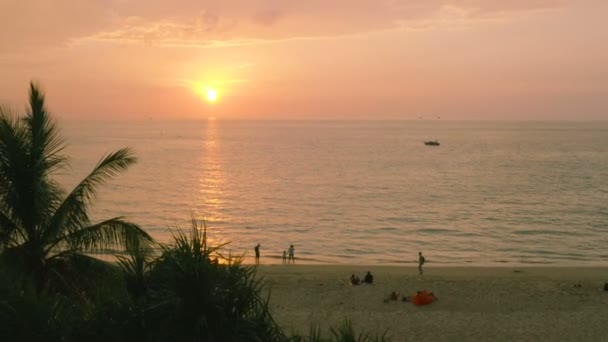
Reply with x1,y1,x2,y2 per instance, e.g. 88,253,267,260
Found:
0,82,153,293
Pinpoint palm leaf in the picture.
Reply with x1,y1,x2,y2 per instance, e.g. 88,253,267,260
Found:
24,83,66,174
0,85,66,238
0,110,29,228
47,217,152,255
44,148,137,243
0,212,22,248
43,252,126,303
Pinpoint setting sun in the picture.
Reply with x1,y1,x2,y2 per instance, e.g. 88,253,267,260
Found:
206,88,218,103
193,83,219,104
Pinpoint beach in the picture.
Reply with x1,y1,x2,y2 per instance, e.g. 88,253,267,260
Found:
258,265,608,341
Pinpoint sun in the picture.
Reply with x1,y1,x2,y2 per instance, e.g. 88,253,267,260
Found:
192,82,220,104
206,88,218,103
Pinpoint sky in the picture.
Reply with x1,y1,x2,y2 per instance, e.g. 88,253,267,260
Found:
0,0,607,120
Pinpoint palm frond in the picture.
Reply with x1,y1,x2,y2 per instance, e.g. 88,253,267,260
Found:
47,217,152,255
0,110,28,205
25,82,66,174
1,87,65,237
44,148,137,243
0,212,22,248
0,109,33,234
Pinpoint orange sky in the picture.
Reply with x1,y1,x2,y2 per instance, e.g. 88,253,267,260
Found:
1,0,607,120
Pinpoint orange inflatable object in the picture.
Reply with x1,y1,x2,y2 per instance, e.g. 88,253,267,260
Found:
412,290,436,306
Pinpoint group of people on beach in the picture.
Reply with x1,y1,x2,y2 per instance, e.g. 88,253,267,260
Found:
254,244,295,264
350,271,374,285
347,252,426,286
343,252,435,305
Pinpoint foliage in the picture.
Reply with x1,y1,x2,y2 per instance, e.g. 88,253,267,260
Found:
329,320,391,342
143,219,286,342
116,241,155,302
289,320,391,342
0,82,153,295
0,263,80,342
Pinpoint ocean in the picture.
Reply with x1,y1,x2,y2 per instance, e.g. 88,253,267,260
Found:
56,119,608,266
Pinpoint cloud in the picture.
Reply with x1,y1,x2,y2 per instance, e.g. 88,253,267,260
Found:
0,0,111,52
0,0,565,52
252,9,284,26
88,13,237,46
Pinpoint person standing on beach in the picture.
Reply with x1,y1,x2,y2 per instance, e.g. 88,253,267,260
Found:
288,245,295,264
282,250,287,264
254,244,261,264
418,252,426,275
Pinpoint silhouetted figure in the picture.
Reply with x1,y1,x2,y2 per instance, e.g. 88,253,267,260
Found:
418,252,426,275
288,245,295,264
363,271,374,284
383,291,401,303
282,250,287,264
350,274,361,286
254,244,261,264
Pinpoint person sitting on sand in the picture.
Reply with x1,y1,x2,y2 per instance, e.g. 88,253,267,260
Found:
350,274,361,286
383,291,400,303
363,271,374,284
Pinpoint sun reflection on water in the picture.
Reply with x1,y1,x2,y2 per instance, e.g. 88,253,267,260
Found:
195,119,229,247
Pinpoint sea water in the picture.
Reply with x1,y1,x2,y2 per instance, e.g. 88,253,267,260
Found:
56,120,608,266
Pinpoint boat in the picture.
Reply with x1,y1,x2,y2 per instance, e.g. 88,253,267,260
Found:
424,140,440,146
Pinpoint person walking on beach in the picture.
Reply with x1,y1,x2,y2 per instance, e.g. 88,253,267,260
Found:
288,245,295,264
254,244,261,264
418,252,426,275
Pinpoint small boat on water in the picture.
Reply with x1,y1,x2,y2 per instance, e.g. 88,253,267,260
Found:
424,140,440,146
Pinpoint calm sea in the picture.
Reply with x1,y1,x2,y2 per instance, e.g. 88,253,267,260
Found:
56,120,608,266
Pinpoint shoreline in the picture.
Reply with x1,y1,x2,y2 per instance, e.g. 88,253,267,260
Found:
257,264,608,273
257,265,608,341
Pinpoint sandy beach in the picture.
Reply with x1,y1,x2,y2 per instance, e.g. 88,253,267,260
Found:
258,265,608,341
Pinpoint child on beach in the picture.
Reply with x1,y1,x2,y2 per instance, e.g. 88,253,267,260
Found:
282,250,287,264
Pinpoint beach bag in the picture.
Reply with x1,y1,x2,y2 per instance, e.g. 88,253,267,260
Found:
412,290,436,306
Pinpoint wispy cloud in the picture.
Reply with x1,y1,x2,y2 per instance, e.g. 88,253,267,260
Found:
252,9,284,27
2,0,563,51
